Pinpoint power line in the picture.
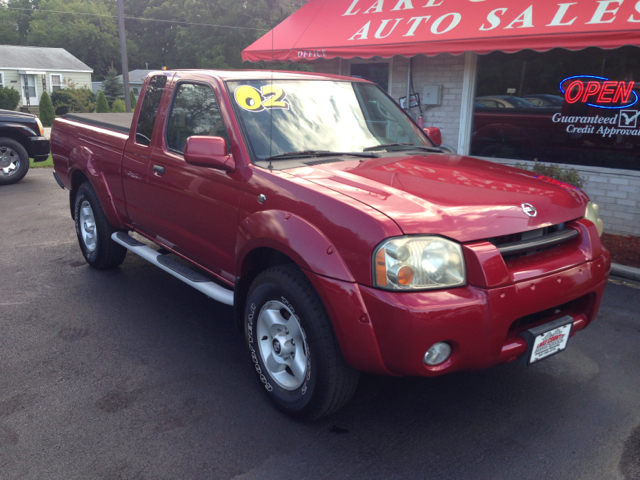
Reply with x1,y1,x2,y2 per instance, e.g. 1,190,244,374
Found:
1,6,270,31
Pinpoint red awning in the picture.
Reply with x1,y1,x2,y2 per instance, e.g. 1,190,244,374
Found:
242,0,640,62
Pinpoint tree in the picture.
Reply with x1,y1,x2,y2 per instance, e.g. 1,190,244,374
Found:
102,68,123,107
0,86,21,110
39,91,55,126
1,0,310,77
26,0,121,78
130,90,137,110
96,91,109,113
0,1,23,45
111,98,126,113
173,0,308,71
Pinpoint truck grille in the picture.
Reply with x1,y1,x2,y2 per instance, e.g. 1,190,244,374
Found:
487,223,579,260
507,293,595,337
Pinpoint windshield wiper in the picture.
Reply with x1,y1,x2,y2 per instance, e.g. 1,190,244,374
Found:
265,150,377,161
363,143,442,152
363,142,413,151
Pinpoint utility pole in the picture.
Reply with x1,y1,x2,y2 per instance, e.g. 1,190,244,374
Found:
117,0,131,113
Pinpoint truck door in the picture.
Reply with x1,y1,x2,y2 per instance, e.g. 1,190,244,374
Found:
122,73,170,233
143,78,243,284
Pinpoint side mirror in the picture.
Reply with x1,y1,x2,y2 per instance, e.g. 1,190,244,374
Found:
423,127,442,147
184,136,235,172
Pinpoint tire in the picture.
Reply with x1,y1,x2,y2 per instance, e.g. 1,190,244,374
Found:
245,265,359,420
0,138,29,185
74,182,127,269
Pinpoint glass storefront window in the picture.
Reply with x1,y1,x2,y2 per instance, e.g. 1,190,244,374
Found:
350,62,390,92
471,47,640,171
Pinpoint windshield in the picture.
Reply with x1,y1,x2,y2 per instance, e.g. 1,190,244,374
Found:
226,79,433,163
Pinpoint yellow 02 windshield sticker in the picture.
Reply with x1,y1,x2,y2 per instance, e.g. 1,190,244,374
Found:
234,85,290,112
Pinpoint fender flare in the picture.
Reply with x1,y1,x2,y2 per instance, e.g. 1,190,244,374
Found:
69,145,126,229
236,210,355,282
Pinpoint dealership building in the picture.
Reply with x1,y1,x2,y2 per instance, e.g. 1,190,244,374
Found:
243,0,640,236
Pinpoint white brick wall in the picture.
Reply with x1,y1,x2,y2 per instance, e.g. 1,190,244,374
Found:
583,172,640,236
314,58,341,75
390,55,465,151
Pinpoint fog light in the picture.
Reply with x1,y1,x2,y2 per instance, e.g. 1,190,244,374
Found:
424,342,452,366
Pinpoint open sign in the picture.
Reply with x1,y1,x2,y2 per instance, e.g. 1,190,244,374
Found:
560,75,638,110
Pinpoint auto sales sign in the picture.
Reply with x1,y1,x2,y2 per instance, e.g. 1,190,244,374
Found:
243,0,640,62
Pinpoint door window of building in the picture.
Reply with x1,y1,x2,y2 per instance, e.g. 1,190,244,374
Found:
22,75,37,105
471,46,640,171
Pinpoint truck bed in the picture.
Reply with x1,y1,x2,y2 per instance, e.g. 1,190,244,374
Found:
63,113,133,134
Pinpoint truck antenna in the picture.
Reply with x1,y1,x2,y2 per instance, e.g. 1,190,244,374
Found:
268,26,274,170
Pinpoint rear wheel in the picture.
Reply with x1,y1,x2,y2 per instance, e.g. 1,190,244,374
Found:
0,138,29,185
74,182,127,269
245,265,359,420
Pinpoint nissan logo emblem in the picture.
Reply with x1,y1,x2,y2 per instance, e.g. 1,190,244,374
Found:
522,203,537,217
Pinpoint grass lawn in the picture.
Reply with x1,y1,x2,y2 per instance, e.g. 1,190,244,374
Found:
30,154,53,168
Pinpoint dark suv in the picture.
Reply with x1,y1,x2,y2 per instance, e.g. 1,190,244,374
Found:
0,109,50,185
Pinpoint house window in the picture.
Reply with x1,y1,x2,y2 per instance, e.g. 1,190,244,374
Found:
50,74,62,92
0,72,4,87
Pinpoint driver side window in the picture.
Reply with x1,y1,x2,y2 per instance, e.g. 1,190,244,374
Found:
167,83,230,154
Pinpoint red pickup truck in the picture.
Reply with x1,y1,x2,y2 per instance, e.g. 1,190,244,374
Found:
51,70,610,420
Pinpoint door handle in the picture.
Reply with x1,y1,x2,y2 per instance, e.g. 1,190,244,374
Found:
153,165,165,175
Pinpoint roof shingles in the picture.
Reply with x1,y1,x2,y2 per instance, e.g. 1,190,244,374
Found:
0,45,92,72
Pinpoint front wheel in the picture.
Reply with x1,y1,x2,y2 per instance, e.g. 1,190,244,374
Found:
74,182,127,269
0,138,29,185
245,265,359,420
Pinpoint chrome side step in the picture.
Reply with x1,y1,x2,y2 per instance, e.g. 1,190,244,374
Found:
111,232,234,306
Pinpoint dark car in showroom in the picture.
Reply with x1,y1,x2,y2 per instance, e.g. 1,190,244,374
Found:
0,109,50,185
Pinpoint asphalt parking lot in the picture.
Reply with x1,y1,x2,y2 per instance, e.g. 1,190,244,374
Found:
1,168,639,480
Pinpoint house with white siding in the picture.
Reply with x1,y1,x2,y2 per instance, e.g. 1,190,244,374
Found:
0,45,93,115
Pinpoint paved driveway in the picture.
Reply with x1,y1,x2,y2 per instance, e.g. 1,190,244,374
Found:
1,169,639,480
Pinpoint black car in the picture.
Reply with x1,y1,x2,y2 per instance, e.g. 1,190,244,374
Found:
0,109,50,185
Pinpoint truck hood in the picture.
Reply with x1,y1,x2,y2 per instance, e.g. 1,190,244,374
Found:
289,154,589,243
0,108,36,122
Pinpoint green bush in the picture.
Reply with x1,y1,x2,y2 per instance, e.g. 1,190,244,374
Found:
130,90,137,110
51,86,96,115
96,91,109,113
0,86,20,110
39,91,56,126
111,98,126,113
515,159,585,189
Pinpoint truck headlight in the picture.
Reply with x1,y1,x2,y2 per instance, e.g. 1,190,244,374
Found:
584,201,603,237
374,236,466,291
35,118,44,136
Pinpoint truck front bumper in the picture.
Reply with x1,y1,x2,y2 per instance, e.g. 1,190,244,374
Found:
308,250,610,377
28,136,51,161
